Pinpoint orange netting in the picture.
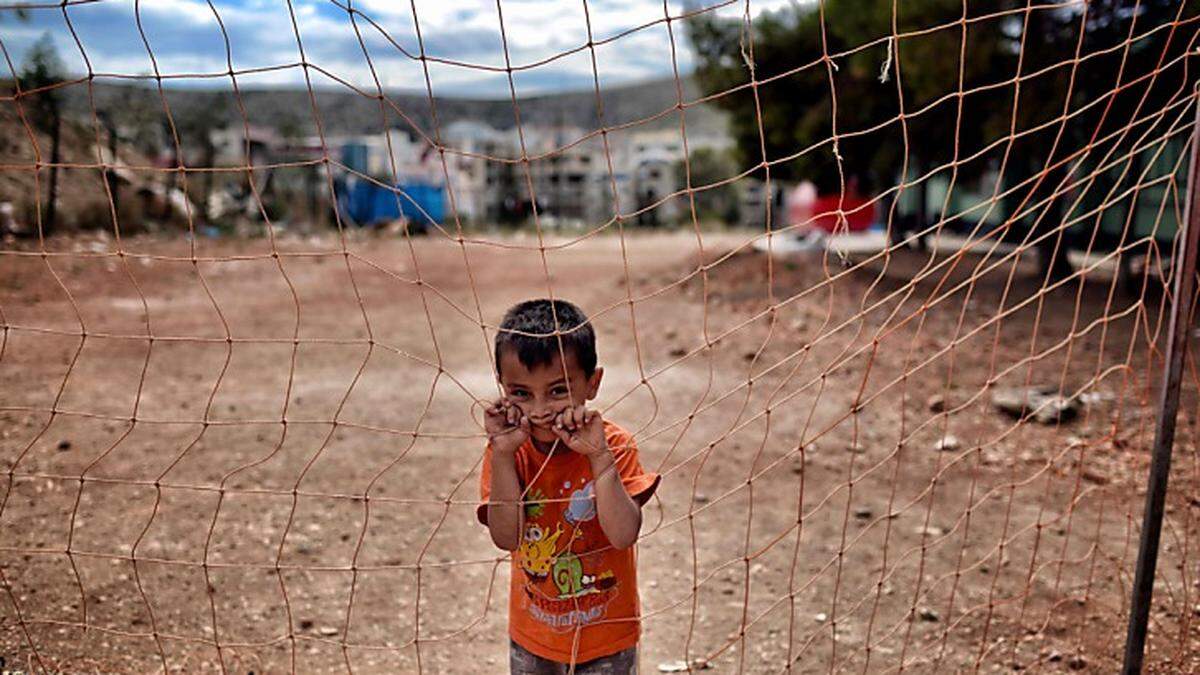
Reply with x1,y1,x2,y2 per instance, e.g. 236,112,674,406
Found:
1,0,1199,672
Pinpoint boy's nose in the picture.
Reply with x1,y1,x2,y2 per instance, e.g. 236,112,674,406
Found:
531,402,559,423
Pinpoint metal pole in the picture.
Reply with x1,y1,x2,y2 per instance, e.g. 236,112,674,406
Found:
1122,96,1200,674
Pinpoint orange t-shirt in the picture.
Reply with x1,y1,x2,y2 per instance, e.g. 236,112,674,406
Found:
477,420,660,664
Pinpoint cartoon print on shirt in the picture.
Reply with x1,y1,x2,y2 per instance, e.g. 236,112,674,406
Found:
517,522,580,581
552,552,615,599
517,476,629,631
524,488,546,519
563,481,596,524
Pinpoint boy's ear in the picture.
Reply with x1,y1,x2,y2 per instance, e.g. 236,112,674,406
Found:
585,366,604,400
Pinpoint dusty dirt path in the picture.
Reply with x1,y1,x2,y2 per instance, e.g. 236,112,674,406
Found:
1,229,1196,673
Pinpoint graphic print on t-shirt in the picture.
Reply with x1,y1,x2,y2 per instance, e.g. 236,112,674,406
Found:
515,479,619,631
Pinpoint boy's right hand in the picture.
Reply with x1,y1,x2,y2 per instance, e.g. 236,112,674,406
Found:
485,399,530,456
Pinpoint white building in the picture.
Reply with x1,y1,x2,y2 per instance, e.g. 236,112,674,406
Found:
358,120,738,228
335,129,441,184
441,120,517,224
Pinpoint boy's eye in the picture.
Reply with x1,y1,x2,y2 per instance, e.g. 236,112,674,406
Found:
508,390,529,399
551,386,570,397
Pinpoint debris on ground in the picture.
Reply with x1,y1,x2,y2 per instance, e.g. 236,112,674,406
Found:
934,434,961,452
991,385,1079,424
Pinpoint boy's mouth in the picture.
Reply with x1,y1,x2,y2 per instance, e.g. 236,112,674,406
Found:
528,419,560,441
529,425,560,448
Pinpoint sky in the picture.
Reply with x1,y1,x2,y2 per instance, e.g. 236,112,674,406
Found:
1,0,798,98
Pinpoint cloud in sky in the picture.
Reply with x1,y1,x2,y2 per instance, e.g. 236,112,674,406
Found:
1,0,797,97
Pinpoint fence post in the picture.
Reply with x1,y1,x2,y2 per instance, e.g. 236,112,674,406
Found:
1121,96,1200,674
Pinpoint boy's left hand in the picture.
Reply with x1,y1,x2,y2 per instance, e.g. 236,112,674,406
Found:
552,405,607,458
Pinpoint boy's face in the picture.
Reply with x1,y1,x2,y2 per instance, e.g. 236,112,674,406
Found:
498,347,603,446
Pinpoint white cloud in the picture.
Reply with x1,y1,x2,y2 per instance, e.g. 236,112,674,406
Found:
5,0,800,96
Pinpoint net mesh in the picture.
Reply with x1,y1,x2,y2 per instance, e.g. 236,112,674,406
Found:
1,0,1200,672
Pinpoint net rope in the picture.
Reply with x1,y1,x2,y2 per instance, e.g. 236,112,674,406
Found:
1,0,1199,672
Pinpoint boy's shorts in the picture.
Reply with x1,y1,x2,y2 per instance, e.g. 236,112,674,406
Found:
509,640,638,674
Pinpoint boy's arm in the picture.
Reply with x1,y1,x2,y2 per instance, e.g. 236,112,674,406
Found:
482,400,530,551
486,448,524,551
555,406,654,550
588,450,642,550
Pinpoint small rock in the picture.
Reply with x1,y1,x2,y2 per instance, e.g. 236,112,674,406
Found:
846,442,866,454
934,435,960,452
1079,391,1113,406
1067,655,1086,670
854,507,872,520
298,619,313,631
1034,395,1078,424
658,659,710,672
991,385,1049,417
56,439,71,452
1044,649,1062,663
814,612,828,622
918,607,940,622
927,394,946,413
693,494,710,504
668,347,687,358
991,386,1078,425
318,626,339,637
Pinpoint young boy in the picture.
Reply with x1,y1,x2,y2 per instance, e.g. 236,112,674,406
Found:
478,299,660,674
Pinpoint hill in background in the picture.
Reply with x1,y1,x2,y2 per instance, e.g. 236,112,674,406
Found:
56,76,729,143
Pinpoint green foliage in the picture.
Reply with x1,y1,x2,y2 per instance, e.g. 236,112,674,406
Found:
18,33,65,131
19,33,65,89
687,0,1200,206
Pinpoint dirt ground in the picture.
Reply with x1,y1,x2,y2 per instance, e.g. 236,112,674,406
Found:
2,227,1199,673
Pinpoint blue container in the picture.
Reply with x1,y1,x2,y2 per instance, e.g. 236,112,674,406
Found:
339,178,444,227
397,183,445,224
341,143,369,175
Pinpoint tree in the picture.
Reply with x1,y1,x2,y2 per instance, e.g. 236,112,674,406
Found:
1001,1,1200,279
19,33,66,235
687,1,1013,195
687,1,1200,278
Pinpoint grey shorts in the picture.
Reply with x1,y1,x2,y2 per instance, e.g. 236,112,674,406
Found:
509,639,638,675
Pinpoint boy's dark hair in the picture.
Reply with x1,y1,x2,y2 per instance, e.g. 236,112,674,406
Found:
495,299,597,377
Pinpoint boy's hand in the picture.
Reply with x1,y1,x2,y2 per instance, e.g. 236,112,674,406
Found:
552,405,607,458
485,399,530,456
